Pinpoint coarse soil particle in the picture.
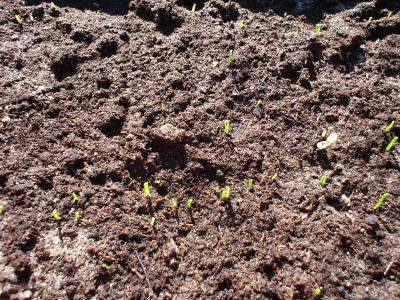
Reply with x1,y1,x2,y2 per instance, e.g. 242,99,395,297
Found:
1,0,400,299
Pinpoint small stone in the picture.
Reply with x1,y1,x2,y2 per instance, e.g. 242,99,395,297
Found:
154,124,185,144
1,116,10,123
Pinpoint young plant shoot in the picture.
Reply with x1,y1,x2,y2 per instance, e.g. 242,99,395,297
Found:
192,3,197,13
256,100,262,108
247,179,254,190
74,211,81,221
387,11,393,18
221,186,231,202
317,133,338,150
385,120,396,132
373,193,390,211
271,173,278,182
0,205,4,215
238,20,245,29
228,50,233,65
102,263,111,271
314,287,322,297
320,175,327,187
71,192,79,203
143,182,151,198
171,198,178,210
149,217,156,227
315,23,321,34
385,137,398,152
52,210,61,222
15,15,23,25
187,198,193,209
50,2,57,10
368,16,373,22
224,120,231,135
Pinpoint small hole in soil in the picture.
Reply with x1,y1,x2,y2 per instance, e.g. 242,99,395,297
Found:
20,234,37,253
176,0,208,11
216,276,232,291
99,116,125,137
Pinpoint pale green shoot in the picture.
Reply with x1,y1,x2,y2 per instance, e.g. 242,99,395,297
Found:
373,193,390,210
187,198,193,209
192,3,196,13
228,50,233,65
15,15,23,25
385,120,396,132
224,120,231,135
385,137,398,152
144,182,151,198
149,217,156,227
102,263,111,271
52,210,61,222
171,198,178,210
247,179,254,190
315,23,321,34
238,20,245,29
221,186,231,202
320,175,327,187
74,211,81,221
317,133,338,150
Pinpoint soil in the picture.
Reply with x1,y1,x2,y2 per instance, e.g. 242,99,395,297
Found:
1,0,400,299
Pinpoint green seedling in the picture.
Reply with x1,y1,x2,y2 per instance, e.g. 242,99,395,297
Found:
160,103,167,111
385,120,396,132
102,263,111,271
149,217,156,227
271,173,278,182
321,129,328,138
255,100,262,108
143,182,151,198
50,2,57,9
74,211,81,221
224,120,231,135
29,14,34,21
387,11,393,18
373,193,390,210
247,179,254,190
385,136,398,152
315,23,321,34
221,186,231,202
52,210,61,222
0,205,4,215
313,287,322,297
320,175,327,187
284,11,288,17
71,192,79,203
15,15,23,25
238,20,245,29
368,16,373,23
155,180,163,187
105,22,112,29
171,198,178,210
317,133,338,150
187,198,193,209
192,3,196,13
228,50,234,65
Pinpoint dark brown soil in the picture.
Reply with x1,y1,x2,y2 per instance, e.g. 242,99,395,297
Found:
1,0,400,299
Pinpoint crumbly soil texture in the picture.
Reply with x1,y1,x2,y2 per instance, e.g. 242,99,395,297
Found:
1,0,400,299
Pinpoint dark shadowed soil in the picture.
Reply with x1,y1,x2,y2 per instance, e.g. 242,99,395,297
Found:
1,0,400,299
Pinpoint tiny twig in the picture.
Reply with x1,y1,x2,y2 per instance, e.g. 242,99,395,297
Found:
134,250,155,297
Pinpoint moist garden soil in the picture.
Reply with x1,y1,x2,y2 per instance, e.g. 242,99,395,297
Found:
1,0,400,299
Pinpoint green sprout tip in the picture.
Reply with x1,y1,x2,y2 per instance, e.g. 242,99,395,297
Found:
247,179,254,190
143,182,151,198
373,193,390,211
171,198,178,210
52,210,61,222
149,216,156,227
315,23,321,34
385,137,398,152
102,263,111,271
320,175,327,187
313,287,322,297
50,2,57,10
228,49,233,65
385,120,396,132
238,20,245,29
271,173,278,182
224,119,231,135
15,15,23,25
221,186,231,202
192,3,197,13
187,198,193,209
71,192,79,203
74,211,81,221
0,205,4,215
